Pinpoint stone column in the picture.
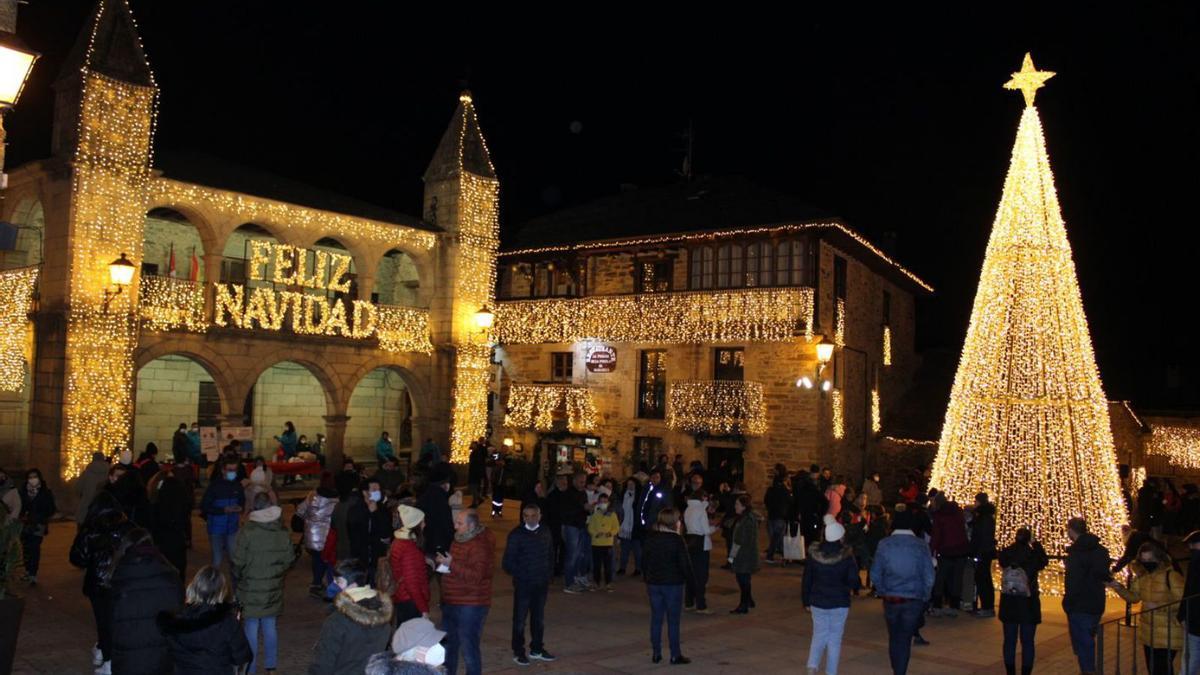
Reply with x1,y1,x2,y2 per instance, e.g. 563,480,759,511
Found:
323,414,350,469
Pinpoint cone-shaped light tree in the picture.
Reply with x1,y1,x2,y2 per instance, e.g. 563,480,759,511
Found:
930,54,1127,556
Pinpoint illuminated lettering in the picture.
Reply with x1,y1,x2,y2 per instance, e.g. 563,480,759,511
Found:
248,240,272,281
328,253,352,293
213,283,244,327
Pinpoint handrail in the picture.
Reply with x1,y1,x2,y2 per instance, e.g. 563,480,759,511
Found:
1095,588,1200,675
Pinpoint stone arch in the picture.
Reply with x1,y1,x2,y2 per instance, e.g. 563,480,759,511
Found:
343,360,432,459
133,342,238,416
219,223,281,285
373,247,430,307
239,354,343,418
309,236,366,300
132,350,235,457
242,356,342,457
142,207,212,280
142,202,221,264
1,196,44,268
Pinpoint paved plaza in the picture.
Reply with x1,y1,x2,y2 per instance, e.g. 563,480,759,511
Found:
13,498,1126,674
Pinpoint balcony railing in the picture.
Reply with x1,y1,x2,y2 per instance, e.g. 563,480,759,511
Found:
667,380,767,437
140,274,207,333
504,383,597,433
495,287,814,345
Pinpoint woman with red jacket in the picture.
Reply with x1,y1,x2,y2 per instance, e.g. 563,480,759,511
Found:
389,504,430,625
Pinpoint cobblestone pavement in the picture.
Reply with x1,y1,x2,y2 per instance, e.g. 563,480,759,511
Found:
12,499,1125,674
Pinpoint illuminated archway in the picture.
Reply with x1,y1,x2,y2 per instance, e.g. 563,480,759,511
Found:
245,360,335,458
133,354,227,457
345,366,418,463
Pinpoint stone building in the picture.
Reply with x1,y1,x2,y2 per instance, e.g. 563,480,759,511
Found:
489,177,933,496
0,1,498,485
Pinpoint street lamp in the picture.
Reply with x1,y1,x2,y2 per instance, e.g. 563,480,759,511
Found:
796,340,837,394
473,306,495,331
0,8,38,179
102,252,135,310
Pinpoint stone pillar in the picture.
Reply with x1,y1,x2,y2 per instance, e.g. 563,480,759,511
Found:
323,414,350,469
356,272,375,304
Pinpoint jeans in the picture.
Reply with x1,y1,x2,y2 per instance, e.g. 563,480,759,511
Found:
309,548,331,587
210,530,239,570
932,555,966,609
618,536,641,573
808,606,850,675
648,583,684,659
1067,612,1100,673
1002,622,1036,669
592,546,613,585
766,519,786,559
685,550,709,610
20,532,43,576
1188,630,1200,675
562,525,586,587
512,582,548,656
883,598,925,674
975,556,994,610
243,615,278,674
736,572,754,609
442,603,489,675
1145,646,1178,674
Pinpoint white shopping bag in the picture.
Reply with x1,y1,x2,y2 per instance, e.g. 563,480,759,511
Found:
783,531,806,561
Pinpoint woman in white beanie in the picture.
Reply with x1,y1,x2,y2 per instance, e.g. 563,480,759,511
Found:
801,516,861,675
388,504,430,625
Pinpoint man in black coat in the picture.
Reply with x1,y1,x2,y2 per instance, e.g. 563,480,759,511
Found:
467,442,488,507
790,471,823,549
171,423,191,464
417,466,455,557
503,503,557,666
1062,517,1111,675
347,478,393,585
969,493,998,617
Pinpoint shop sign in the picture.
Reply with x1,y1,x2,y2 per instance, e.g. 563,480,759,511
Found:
585,344,617,373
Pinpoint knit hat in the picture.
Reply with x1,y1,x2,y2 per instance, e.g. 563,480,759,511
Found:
391,617,446,655
824,521,846,542
395,504,425,539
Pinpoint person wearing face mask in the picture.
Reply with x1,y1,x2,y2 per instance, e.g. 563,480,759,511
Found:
200,459,246,572
588,492,619,592
348,479,393,585
437,508,495,675
389,504,431,625
1108,542,1184,674
504,503,557,666
309,560,394,675
17,468,56,586
364,617,447,673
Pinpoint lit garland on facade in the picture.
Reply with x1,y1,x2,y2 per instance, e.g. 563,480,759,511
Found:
1131,466,1147,494
148,178,437,252
831,389,844,440
881,436,939,448
503,383,597,433
62,65,157,480
930,55,1126,557
139,275,206,332
882,325,892,366
496,287,814,345
666,380,766,436
0,267,39,391
1146,426,1200,469
834,299,846,347
376,305,433,354
871,388,881,434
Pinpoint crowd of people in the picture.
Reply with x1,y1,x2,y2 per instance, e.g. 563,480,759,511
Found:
8,436,1200,674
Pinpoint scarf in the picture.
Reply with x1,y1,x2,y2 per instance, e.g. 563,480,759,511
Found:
455,523,486,543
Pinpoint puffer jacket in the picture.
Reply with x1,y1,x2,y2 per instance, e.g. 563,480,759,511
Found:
231,507,294,618
802,541,861,609
309,589,394,675
642,530,694,586
109,545,183,675
200,477,244,535
158,602,252,675
441,526,495,606
1126,563,1185,649
503,524,554,587
297,488,338,551
70,496,135,596
388,536,430,613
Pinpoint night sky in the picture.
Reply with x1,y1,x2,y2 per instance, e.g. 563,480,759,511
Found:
6,2,1198,409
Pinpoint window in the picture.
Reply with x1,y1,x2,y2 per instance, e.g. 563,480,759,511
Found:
774,239,808,286
714,348,745,381
197,381,220,427
141,262,160,277
637,350,667,419
638,260,672,293
689,247,714,289
220,258,247,285
716,244,744,289
551,352,574,382
634,436,665,470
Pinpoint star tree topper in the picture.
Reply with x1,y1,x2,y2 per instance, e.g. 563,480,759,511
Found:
1004,52,1055,106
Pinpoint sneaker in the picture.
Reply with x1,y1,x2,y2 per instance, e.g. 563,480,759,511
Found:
694,608,713,615
92,644,104,667
563,585,583,594
530,650,556,662
513,654,530,666
974,609,995,618
94,662,112,675
670,655,691,665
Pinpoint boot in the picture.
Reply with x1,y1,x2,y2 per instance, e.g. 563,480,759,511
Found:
1004,665,1015,675
1021,666,1032,675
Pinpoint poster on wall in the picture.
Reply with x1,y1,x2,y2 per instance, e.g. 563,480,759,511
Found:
223,426,253,455
200,427,220,461
585,345,617,373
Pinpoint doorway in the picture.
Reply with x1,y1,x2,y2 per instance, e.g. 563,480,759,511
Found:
706,446,744,490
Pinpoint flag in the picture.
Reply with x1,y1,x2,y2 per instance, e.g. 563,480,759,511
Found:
167,243,176,278
189,246,200,282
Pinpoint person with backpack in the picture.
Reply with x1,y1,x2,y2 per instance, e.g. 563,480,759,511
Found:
997,528,1048,675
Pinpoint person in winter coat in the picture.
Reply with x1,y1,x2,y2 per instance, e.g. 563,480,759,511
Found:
970,493,998,617
641,507,694,665
297,472,339,598
763,469,792,563
70,491,136,671
390,504,431,624
274,421,299,459
348,478,393,585
375,431,398,466
929,493,970,615
372,458,406,497
617,476,643,576
996,528,1048,675
1062,517,1112,675
467,441,487,507
243,464,277,510
792,472,825,550
683,490,718,613
862,472,883,507
158,565,252,675
803,518,861,675
172,423,192,464
148,468,191,580
310,560,394,675
1112,524,1160,575
232,493,295,674
200,458,245,571
18,468,56,585
1109,543,1185,674
76,452,111,525
417,465,455,558
503,502,557,666
107,461,151,528
437,508,495,675
335,459,362,500
108,528,183,675
135,443,163,486
729,494,760,614
587,492,619,591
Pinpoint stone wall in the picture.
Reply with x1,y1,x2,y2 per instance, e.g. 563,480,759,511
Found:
0,330,34,468
375,251,422,306
589,254,634,295
345,368,413,460
251,362,328,456
143,214,205,280
133,355,213,454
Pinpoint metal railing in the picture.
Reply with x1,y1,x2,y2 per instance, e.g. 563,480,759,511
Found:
1096,587,1199,674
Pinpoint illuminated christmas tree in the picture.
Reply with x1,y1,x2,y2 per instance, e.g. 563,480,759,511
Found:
930,54,1126,556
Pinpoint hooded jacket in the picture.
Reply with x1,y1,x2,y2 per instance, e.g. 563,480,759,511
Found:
231,506,294,618
297,488,339,551
70,494,135,595
1062,532,1112,615
309,588,394,675
75,458,111,524
158,602,252,674
802,541,861,609
1126,562,1184,649
109,545,183,675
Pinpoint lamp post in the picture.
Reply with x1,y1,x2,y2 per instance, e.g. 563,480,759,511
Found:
0,3,39,188
101,252,136,310
797,340,836,394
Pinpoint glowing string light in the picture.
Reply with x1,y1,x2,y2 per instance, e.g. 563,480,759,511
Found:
666,380,766,436
1146,426,1200,469
504,383,597,433
0,267,39,391
139,275,206,332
